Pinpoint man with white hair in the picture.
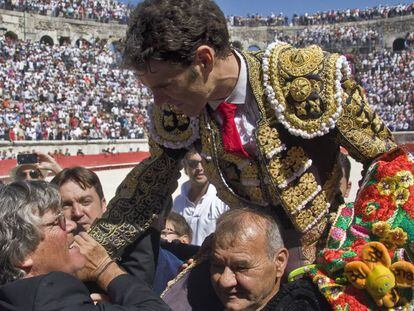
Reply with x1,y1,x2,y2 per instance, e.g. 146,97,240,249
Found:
0,181,168,310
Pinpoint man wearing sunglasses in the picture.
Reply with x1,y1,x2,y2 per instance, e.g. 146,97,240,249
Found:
173,149,228,246
0,181,168,310
10,164,45,181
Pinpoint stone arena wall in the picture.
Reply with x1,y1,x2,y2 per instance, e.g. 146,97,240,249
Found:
1,9,413,50
0,132,411,156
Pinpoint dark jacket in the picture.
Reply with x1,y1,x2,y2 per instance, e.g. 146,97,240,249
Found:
263,278,331,311
0,271,170,311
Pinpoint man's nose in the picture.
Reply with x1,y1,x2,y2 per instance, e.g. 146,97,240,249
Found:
65,218,77,233
218,267,237,289
72,202,84,218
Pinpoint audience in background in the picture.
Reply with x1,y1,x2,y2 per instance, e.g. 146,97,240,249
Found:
226,3,414,26
161,212,193,244
0,0,131,24
0,38,149,141
173,149,229,246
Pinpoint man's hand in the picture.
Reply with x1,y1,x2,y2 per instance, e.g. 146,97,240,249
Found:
35,152,62,175
74,232,127,291
74,232,113,282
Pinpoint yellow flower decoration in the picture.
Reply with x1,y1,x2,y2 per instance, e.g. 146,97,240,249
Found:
395,170,414,188
365,202,378,215
385,228,407,247
377,177,396,196
372,222,391,238
394,187,410,206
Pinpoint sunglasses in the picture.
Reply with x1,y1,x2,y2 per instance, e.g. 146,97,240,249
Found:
16,169,42,180
43,212,66,231
186,159,202,169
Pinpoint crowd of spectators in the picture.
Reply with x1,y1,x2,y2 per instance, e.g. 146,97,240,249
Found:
0,0,131,24
1,0,412,27
0,35,412,143
0,9,413,142
355,49,414,131
274,25,381,52
227,3,414,27
290,3,414,26
0,37,150,141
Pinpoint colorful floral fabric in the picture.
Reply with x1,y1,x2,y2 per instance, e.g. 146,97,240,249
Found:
308,145,414,310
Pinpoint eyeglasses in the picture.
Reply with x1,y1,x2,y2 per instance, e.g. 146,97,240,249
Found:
160,228,180,238
16,169,42,180
186,159,202,169
43,212,66,231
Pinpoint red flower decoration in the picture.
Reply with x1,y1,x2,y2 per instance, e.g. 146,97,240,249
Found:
332,286,371,311
402,184,414,218
375,154,414,181
354,185,396,222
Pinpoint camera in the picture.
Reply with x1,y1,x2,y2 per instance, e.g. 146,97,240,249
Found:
17,153,38,165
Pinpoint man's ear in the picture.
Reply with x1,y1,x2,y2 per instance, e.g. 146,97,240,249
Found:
17,256,34,274
179,235,191,244
194,45,215,72
101,198,107,213
345,181,352,198
274,248,289,278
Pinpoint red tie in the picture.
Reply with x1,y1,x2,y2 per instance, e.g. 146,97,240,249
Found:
217,102,250,158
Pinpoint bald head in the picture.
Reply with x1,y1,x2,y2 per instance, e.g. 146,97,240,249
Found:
213,208,284,259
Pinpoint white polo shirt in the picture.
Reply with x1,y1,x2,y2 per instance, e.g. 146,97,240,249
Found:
172,181,229,246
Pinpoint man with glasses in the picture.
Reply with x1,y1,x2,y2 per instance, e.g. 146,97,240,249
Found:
10,164,45,181
161,212,193,244
0,181,168,310
173,149,229,246
9,152,62,181
51,167,158,288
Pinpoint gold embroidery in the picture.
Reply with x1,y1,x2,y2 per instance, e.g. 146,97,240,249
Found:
268,147,311,189
301,217,328,247
89,149,183,257
290,77,313,102
337,83,396,162
280,46,324,77
294,192,329,232
264,43,346,139
148,104,199,149
281,172,319,215
246,50,329,236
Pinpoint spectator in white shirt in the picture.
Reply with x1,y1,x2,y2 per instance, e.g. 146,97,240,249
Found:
173,149,229,246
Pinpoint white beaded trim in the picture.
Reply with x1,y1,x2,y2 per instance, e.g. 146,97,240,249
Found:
147,105,200,149
265,144,286,160
303,202,330,232
292,185,322,215
262,41,351,139
279,159,313,189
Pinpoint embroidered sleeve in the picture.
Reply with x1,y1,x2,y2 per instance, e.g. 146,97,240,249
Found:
88,138,185,258
336,79,397,163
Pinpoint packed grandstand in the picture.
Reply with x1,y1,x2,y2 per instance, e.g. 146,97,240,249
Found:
0,1,413,146
1,0,413,25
